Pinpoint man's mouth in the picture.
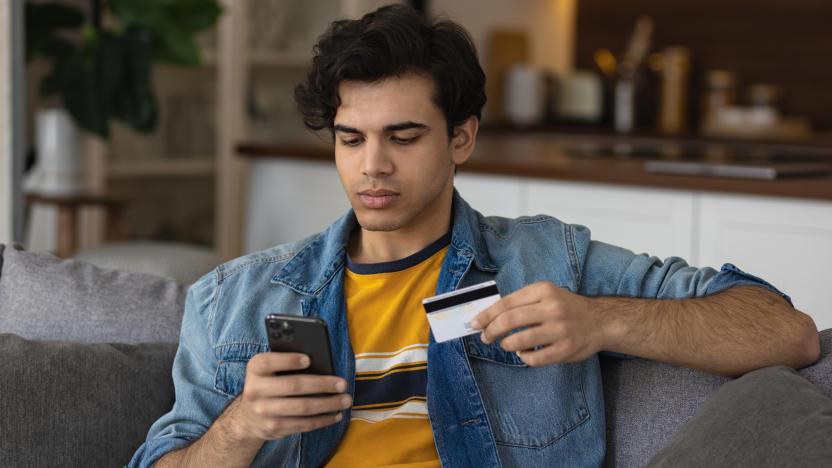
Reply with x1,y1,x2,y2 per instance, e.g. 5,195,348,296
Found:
357,189,399,209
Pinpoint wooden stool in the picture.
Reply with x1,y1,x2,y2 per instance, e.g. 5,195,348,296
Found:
25,193,130,258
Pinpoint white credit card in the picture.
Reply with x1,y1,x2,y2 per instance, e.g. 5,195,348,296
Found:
423,280,501,343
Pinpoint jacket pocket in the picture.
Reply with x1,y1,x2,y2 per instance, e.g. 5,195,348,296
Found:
464,336,589,448
214,343,269,397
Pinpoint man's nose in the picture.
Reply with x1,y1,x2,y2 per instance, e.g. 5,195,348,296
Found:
360,138,394,177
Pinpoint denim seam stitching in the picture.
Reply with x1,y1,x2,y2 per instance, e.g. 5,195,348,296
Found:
461,339,504,467
215,342,269,350
477,215,553,240
207,267,222,346
214,362,241,398
567,224,582,286
220,252,298,280
467,353,528,368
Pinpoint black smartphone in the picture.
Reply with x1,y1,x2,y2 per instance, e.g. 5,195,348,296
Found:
264,314,335,376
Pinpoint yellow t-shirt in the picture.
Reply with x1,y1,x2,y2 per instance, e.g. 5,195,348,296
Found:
326,233,450,468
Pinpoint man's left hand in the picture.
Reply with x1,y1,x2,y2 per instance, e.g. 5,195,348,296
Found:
470,281,602,367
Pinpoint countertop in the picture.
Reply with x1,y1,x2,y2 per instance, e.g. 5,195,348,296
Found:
236,132,832,202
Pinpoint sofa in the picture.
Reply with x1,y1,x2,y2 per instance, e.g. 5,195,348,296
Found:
1,243,830,467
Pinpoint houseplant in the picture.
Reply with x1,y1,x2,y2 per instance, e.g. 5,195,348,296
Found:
26,0,223,139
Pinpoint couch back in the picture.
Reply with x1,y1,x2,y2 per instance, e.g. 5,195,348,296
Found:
0,244,187,343
1,244,830,467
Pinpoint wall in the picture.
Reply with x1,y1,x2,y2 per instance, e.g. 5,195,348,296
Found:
430,0,575,75
0,0,18,244
576,0,832,130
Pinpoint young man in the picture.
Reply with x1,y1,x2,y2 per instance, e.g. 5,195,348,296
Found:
131,5,818,467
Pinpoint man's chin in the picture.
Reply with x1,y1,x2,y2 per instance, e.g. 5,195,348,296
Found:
353,211,405,232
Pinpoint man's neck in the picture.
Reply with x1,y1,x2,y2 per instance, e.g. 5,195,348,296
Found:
348,220,451,264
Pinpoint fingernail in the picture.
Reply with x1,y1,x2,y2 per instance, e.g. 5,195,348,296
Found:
470,319,480,330
480,333,488,344
299,356,310,367
341,396,351,407
335,412,343,421
335,380,346,392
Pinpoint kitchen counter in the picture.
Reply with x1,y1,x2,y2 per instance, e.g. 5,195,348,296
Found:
236,132,832,201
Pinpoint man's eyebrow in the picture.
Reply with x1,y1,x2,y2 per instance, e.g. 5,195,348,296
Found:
384,121,428,132
333,124,361,134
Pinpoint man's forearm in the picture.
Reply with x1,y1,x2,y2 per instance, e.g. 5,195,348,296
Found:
155,398,264,468
597,286,820,377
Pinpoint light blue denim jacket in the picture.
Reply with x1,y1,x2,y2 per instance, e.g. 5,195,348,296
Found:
129,190,787,468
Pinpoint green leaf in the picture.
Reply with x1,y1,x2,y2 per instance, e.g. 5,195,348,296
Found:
60,52,111,138
164,0,224,33
25,1,84,62
111,26,158,132
108,0,221,64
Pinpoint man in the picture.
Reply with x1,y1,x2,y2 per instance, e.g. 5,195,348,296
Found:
130,5,818,467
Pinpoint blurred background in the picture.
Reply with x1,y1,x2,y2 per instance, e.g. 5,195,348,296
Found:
1,0,831,328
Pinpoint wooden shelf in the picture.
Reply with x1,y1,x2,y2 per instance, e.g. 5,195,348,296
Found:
107,158,215,178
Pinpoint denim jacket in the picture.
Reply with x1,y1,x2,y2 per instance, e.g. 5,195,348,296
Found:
129,190,786,468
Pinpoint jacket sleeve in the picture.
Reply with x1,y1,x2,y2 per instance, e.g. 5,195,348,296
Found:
576,237,791,305
128,269,230,467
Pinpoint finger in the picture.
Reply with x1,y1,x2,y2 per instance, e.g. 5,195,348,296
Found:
248,352,311,376
470,283,548,330
498,322,564,352
261,412,344,440
268,393,353,417
515,342,569,367
245,374,347,400
273,374,348,397
480,303,554,344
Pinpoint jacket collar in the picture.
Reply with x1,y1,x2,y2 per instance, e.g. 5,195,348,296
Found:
271,189,496,295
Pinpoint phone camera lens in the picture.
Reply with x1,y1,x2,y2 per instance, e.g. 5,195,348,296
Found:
280,321,294,335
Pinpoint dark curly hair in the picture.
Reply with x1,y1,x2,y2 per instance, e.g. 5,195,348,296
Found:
294,4,486,139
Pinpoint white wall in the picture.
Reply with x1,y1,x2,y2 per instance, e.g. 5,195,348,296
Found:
0,1,13,243
429,0,575,75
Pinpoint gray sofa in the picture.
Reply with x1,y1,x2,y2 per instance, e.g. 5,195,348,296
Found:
1,243,830,467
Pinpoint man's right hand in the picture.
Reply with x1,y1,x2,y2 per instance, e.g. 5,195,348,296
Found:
156,352,351,467
229,351,352,442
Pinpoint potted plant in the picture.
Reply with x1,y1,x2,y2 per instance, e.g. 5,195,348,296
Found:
25,0,222,195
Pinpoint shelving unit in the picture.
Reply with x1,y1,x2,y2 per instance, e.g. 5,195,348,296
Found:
80,0,386,260
213,0,382,259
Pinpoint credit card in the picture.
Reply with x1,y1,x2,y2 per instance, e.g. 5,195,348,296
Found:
423,280,501,343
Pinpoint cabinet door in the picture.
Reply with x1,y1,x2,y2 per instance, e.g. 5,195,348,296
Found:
244,158,350,252
699,193,832,331
526,180,696,262
454,173,524,218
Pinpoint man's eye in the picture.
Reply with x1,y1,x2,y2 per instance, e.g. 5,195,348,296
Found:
340,137,363,147
391,136,418,145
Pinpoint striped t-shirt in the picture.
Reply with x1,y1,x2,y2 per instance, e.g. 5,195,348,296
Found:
325,233,450,467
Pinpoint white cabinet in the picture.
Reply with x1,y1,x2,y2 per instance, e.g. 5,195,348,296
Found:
244,158,349,253
699,193,832,331
454,173,525,218
524,179,696,262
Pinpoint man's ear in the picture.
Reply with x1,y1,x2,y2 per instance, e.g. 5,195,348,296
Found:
450,116,479,165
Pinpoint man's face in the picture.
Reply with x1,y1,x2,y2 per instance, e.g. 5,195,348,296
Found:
333,73,468,234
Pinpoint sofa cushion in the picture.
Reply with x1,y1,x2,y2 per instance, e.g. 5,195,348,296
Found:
0,334,177,467
601,329,832,467
0,244,188,344
646,365,832,467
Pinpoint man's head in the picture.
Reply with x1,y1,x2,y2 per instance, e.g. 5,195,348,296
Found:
295,4,486,139
295,5,486,237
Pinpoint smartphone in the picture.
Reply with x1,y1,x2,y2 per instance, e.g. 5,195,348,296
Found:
264,314,335,376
